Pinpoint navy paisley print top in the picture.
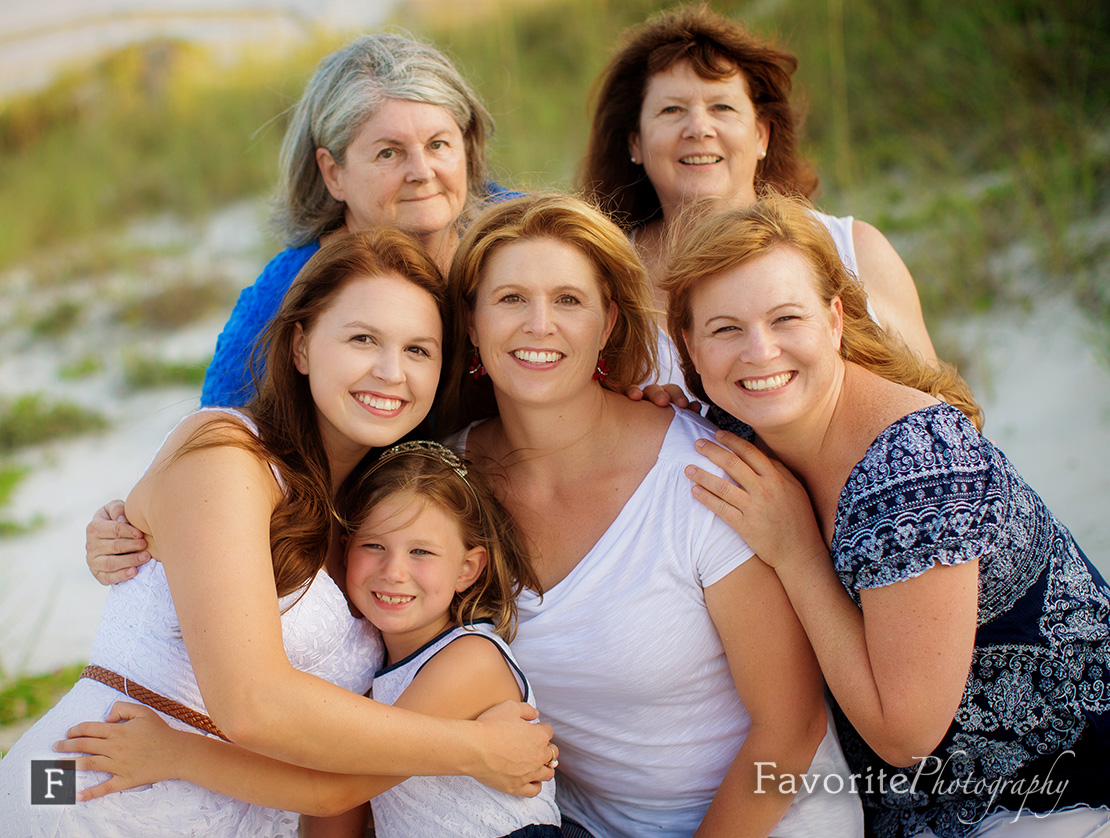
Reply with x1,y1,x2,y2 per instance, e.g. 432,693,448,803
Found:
827,403,1110,837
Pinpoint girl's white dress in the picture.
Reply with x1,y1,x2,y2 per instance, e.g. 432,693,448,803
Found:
0,412,382,838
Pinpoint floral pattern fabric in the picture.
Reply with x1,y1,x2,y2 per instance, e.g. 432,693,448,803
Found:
829,403,1110,837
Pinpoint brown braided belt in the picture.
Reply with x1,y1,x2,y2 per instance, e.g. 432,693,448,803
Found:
80,664,229,741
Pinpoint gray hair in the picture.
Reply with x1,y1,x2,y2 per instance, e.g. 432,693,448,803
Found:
271,31,493,247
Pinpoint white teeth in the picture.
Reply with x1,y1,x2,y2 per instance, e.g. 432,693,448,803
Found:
741,372,793,391
355,394,403,410
681,155,722,165
375,593,413,605
513,350,563,364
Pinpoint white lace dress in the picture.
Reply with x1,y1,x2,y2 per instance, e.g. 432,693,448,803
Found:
0,555,382,838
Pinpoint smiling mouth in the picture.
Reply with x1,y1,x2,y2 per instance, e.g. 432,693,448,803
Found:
680,155,723,166
354,394,404,411
740,372,795,391
374,592,414,606
513,350,564,364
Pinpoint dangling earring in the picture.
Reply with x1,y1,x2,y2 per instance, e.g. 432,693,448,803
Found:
593,354,610,383
468,347,486,379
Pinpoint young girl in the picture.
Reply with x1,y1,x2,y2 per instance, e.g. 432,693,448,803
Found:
60,440,562,838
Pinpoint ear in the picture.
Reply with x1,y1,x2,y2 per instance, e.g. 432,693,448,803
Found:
757,120,771,162
465,307,478,349
601,300,619,350
829,296,844,350
292,322,310,375
456,545,488,592
315,147,345,202
681,330,700,375
628,132,642,165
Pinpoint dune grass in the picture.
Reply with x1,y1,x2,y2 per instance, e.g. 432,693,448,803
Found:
0,395,108,456
1,0,1105,332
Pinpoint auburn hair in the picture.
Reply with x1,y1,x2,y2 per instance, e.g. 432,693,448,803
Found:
663,193,984,430
177,227,451,598
581,3,818,230
438,193,658,433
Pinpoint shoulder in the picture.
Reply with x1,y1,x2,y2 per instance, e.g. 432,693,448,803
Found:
261,241,321,282
483,180,527,203
656,406,721,465
127,410,281,531
847,403,989,496
849,219,915,296
396,631,523,719
835,404,1000,592
147,410,278,488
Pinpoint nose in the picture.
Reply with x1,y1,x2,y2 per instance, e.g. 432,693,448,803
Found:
379,551,409,584
682,104,716,140
741,324,779,364
405,149,434,183
371,348,406,385
523,300,555,337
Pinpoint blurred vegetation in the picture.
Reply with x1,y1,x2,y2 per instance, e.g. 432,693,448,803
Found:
114,278,236,331
0,0,1107,330
0,663,84,724
0,464,36,537
123,355,210,391
0,395,109,455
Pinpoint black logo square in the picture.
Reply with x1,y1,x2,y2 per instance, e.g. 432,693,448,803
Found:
31,759,76,805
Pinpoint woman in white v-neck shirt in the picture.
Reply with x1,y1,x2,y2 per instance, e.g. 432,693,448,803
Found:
439,194,862,838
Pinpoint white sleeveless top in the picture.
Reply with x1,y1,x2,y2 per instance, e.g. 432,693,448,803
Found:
370,622,561,837
0,408,383,838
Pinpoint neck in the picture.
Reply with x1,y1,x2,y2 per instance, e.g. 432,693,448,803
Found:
416,227,460,275
754,359,848,486
324,442,370,496
488,385,625,479
381,616,453,666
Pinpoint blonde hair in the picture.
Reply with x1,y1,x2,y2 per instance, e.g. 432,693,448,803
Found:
339,443,538,641
438,193,659,432
663,193,984,430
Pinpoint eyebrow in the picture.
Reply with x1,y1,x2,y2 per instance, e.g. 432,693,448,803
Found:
371,129,453,146
342,322,441,347
702,302,804,326
485,283,595,296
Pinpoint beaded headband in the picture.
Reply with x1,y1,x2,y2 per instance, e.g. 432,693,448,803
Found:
367,440,469,480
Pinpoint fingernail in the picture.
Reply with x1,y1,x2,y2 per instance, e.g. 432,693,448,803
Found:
694,438,705,449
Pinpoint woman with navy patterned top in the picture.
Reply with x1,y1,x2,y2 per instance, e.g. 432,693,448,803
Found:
665,193,1110,837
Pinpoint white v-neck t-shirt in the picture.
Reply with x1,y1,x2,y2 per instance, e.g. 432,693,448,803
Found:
448,408,862,838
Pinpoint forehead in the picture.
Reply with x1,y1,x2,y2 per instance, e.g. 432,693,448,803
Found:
355,491,461,538
480,236,604,291
643,59,751,100
320,272,442,330
356,97,462,139
694,245,822,309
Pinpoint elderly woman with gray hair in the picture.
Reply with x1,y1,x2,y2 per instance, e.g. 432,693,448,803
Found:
207,31,508,408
